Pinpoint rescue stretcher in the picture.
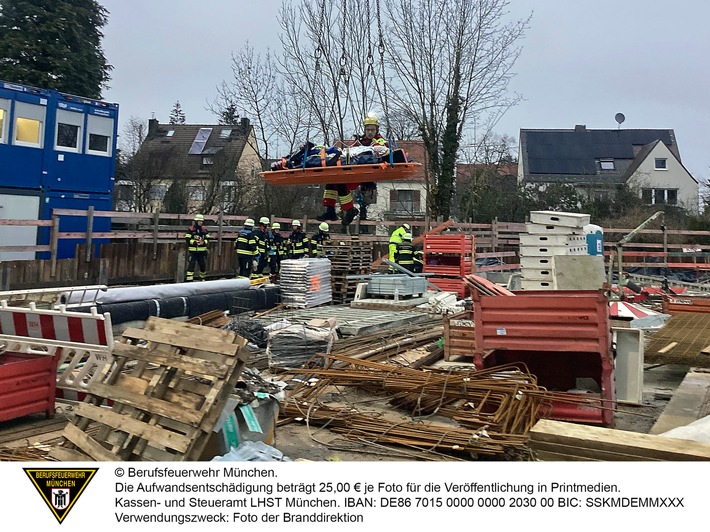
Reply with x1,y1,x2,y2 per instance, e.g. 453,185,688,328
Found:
259,161,422,186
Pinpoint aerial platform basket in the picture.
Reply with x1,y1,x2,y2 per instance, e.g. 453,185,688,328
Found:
260,161,422,186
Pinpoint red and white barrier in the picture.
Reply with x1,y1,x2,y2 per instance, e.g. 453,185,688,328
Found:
0,301,114,402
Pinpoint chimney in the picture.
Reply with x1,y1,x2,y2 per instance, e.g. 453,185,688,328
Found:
240,117,250,132
574,124,587,132
148,118,159,136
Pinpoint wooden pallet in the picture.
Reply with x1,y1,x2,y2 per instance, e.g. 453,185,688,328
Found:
51,317,248,461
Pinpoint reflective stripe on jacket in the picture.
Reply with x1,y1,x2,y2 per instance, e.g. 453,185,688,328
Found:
235,228,257,256
185,225,210,252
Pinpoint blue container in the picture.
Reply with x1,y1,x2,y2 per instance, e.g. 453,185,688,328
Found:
37,191,112,259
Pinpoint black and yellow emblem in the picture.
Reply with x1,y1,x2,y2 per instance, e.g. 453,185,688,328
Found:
24,468,98,524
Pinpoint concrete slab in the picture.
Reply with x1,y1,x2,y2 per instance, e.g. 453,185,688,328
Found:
650,368,710,435
253,305,433,337
350,295,431,310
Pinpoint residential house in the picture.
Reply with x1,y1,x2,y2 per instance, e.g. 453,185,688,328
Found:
118,118,261,212
518,125,699,212
367,140,428,233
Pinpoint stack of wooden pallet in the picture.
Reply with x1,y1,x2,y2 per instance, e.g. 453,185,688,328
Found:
323,239,372,303
51,317,248,461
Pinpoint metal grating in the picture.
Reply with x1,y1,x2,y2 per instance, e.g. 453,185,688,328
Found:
645,313,710,368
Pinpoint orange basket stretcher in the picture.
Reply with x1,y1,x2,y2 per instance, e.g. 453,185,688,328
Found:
260,161,422,186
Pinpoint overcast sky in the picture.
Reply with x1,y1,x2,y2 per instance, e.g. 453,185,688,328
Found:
100,0,709,182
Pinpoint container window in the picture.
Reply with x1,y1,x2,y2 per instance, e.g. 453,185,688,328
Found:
55,108,84,152
86,114,114,156
13,101,46,148
57,123,80,149
0,99,8,143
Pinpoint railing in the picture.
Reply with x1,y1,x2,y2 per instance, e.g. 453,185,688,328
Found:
1,209,709,289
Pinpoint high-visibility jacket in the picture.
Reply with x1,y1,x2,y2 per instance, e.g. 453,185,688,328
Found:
394,242,415,268
360,134,388,147
185,224,210,252
310,231,331,257
270,232,285,257
288,230,309,259
253,228,268,255
413,248,424,273
388,226,409,260
235,227,257,256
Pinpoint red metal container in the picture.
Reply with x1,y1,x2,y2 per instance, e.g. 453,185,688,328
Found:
0,352,58,422
472,287,615,427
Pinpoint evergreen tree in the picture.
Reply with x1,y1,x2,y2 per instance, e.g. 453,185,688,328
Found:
169,101,186,124
0,0,112,99
218,103,239,126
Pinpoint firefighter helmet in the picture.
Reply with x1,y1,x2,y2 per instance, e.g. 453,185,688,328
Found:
364,114,379,127
402,223,411,231
194,214,205,221
402,232,413,241
271,222,281,230
319,222,329,232
244,218,255,227
292,219,301,227
259,216,270,225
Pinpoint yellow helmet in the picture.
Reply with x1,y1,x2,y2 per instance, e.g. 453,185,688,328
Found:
292,219,301,227
364,114,379,127
244,218,255,227
194,214,205,221
319,222,329,232
271,222,281,230
259,216,270,225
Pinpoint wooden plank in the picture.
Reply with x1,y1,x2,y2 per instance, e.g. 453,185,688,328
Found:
530,419,710,460
62,422,117,461
115,373,150,394
658,342,678,354
74,403,191,453
112,342,231,377
529,440,659,461
49,446,94,462
143,317,236,341
89,383,204,426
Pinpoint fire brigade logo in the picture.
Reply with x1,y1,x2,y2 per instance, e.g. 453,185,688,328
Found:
24,468,98,524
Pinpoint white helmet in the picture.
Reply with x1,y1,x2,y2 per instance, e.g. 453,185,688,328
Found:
319,222,329,232
271,222,281,230
402,223,411,231
244,218,255,227
259,216,270,225
292,219,301,227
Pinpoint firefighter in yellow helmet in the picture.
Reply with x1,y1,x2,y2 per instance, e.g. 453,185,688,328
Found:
235,218,257,277
287,219,309,259
317,114,388,227
185,214,210,281
310,222,332,257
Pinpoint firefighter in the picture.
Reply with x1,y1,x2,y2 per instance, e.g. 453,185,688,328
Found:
269,222,285,274
185,214,210,282
235,218,257,277
310,222,331,257
389,222,411,266
412,246,424,274
394,232,415,271
288,219,309,259
316,114,388,227
253,216,271,274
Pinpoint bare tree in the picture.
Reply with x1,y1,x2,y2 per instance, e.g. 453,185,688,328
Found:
384,0,529,218
118,116,147,159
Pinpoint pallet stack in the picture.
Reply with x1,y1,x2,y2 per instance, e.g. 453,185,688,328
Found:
520,211,590,290
279,258,332,308
322,239,372,303
423,234,475,297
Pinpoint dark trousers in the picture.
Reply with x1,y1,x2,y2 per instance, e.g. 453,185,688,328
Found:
256,254,268,274
269,255,281,274
238,255,253,278
186,251,207,281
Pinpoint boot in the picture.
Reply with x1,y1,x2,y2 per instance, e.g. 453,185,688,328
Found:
342,207,359,226
316,206,338,221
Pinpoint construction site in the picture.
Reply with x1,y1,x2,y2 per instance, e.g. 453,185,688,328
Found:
1,208,710,463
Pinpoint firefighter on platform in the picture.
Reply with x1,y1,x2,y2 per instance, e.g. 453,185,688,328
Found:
269,222,285,274
310,222,332,257
288,219,309,259
235,218,257,277
394,232,415,271
316,114,388,227
253,216,271,274
185,214,210,282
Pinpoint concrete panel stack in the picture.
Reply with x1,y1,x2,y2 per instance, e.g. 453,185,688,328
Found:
519,211,591,290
